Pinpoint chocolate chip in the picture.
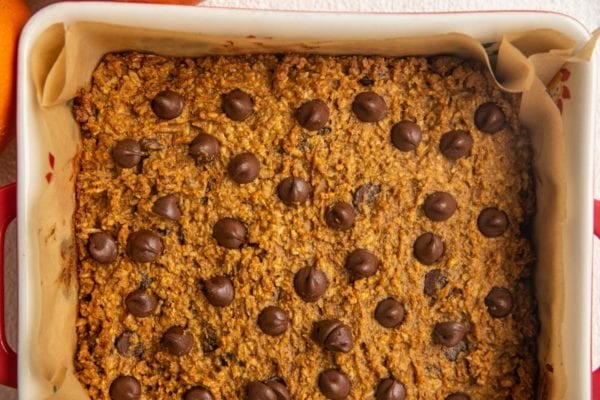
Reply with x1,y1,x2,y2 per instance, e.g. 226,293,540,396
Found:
352,183,381,208
222,89,253,121
312,319,353,353
485,287,513,318
126,230,163,262
293,266,329,302
212,218,247,249
265,378,291,400
391,121,422,152
352,92,387,122
115,331,143,358
88,231,117,263
203,276,234,307
296,99,330,131
161,326,194,356
424,269,447,296
109,376,141,400
433,321,469,347
374,298,405,328
228,152,260,184
125,289,158,317
152,194,182,221
423,192,457,221
139,138,162,151
413,233,444,265
439,130,473,160
151,90,184,120
245,382,277,400
318,369,351,400
445,393,471,400
184,387,214,400
474,102,505,133
258,306,289,336
358,76,374,86
375,378,406,400
477,207,509,237
325,202,356,230
112,139,142,168
344,249,380,280
277,177,311,205
189,133,220,163
199,324,220,354
114,331,131,356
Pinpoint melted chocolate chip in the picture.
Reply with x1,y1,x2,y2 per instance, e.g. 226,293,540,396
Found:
424,269,447,296
88,231,118,263
352,92,387,122
374,298,406,328
189,133,220,163
152,194,182,221
265,378,291,400
245,382,277,400
391,121,422,152
413,233,444,265
293,266,329,302
352,183,380,208
258,306,289,336
423,192,457,222
344,249,380,280
212,218,247,249
477,207,509,237
115,331,143,358
375,378,406,400
112,139,142,168
445,393,471,400
358,76,374,86
109,376,141,400
485,287,514,318
203,276,235,307
228,152,260,184
151,90,184,120
277,177,311,205
433,321,469,347
222,89,253,121
318,369,351,400
126,230,163,262
184,387,214,400
125,289,158,317
474,102,506,133
312,319,353,353
325,202,356,230
439,130,473,160
296,99,330,131
161,326,194,356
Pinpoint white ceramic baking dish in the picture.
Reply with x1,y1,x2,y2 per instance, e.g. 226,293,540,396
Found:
0,2,596,399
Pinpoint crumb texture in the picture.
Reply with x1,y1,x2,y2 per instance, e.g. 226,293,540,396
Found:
73,52,537,399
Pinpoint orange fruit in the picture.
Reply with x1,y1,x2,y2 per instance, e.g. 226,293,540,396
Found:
0,0,30,153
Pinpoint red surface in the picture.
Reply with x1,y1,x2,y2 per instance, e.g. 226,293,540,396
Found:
594,368,600,400
0,183,17,388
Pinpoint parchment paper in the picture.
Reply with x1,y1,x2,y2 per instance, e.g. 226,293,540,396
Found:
28,21,598,399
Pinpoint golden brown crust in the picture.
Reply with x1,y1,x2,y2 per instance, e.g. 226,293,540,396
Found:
73,52,536,399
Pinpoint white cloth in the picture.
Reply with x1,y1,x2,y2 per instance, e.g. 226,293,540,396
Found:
0,0,598,398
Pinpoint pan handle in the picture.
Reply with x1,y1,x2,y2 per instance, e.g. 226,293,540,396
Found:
0,183,17,388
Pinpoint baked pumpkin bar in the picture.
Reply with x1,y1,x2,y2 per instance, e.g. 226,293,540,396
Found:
73,52,537,400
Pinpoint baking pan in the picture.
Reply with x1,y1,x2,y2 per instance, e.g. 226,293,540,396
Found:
0,2,596,399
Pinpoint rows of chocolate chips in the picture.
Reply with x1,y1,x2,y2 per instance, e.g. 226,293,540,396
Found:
92,88,514,400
